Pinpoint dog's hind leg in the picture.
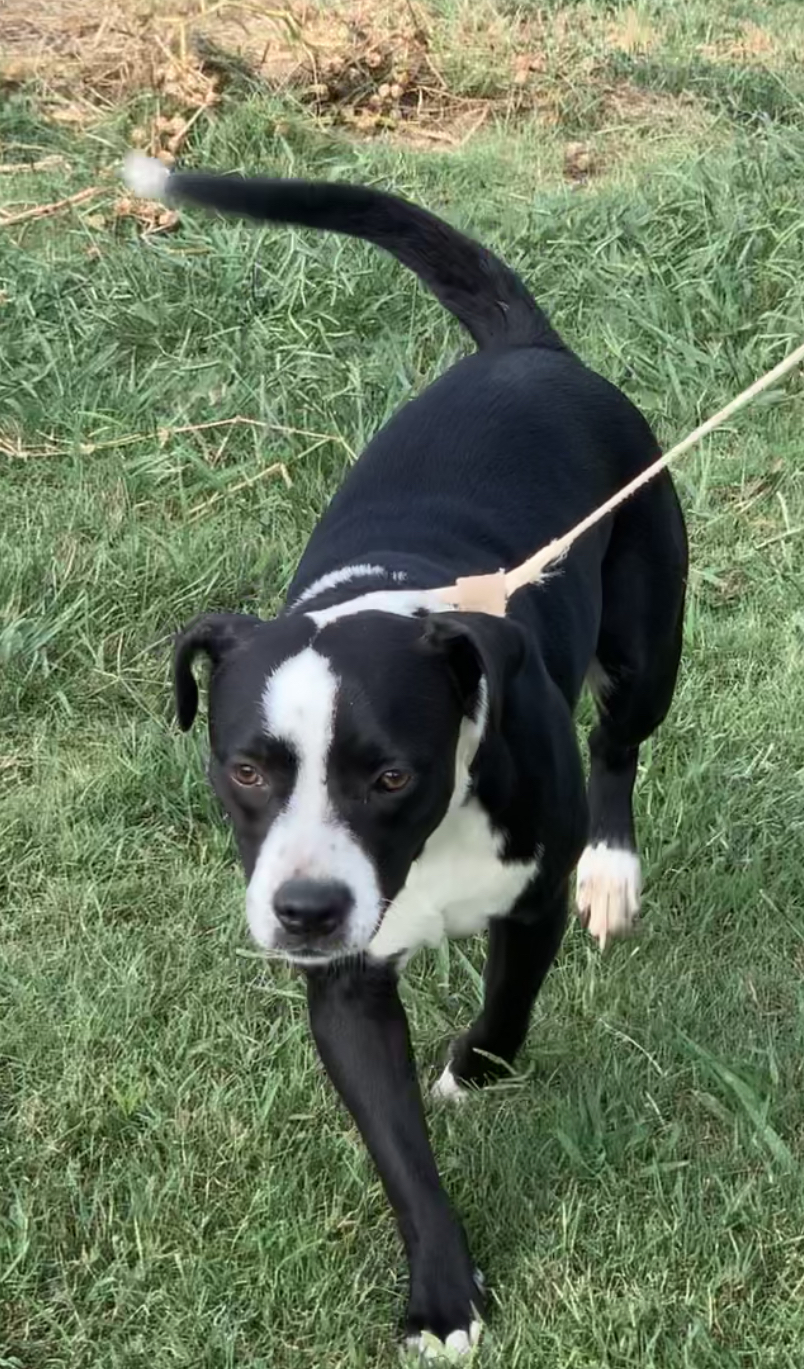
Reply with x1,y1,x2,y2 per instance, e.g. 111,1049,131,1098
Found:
433,885,568,1097
577,483,687,947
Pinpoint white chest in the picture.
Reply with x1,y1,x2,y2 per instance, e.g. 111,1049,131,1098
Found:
368,798,538,961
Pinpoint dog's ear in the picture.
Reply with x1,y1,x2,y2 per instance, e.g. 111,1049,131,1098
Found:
422,612,527,729
173,611,261,731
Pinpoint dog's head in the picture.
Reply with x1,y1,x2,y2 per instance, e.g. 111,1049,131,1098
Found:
175,607,525,964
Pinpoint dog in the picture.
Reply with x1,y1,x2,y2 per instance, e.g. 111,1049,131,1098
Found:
124,151,688,1358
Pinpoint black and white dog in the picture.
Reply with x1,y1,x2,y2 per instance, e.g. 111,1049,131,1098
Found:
125,152,687,1357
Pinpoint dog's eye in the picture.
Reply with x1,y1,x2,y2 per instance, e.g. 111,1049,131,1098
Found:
231,762,264,788
375,769,411,794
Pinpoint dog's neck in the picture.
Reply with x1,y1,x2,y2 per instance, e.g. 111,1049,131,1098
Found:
286,555,455,625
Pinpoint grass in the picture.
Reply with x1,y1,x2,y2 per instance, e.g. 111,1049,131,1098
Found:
2,1,804,1364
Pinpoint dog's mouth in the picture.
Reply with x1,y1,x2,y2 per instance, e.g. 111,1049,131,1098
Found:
275,932,347,961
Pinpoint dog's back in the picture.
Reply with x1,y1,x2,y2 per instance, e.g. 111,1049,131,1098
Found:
290,342,663,603
124,153,676,652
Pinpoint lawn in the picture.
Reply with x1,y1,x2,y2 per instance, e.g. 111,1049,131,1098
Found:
1,2,804,1365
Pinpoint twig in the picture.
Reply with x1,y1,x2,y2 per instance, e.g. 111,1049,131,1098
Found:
0,185,101,229
2,418,354,461
404,0,431,37
166,100,209,155
459,106,490,146
409,127,461,146
187,461,292,519
160,417,355,459
419,49,448,91
0,155,71,175
73,416,355,459
0,436,64,459
160,417,355,456
756,524,804,549
157,416,265,444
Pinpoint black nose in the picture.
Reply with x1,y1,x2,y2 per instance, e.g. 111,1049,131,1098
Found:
273,878,354,938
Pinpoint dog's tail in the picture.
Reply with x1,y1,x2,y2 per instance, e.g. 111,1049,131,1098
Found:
123,153,565,353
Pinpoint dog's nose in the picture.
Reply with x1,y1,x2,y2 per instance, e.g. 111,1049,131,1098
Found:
273,878,354,937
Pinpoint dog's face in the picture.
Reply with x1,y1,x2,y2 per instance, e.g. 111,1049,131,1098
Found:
175,607,524,964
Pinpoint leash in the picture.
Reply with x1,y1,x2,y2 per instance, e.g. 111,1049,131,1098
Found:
436,339,804,615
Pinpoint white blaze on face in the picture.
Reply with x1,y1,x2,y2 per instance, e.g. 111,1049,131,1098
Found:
245,647,381,956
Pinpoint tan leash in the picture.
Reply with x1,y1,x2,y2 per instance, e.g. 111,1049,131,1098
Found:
436,339,804,615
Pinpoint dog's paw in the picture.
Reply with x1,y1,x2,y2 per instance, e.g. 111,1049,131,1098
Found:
405,1321,482,1360
405,1262,484,1362
431,1063,470,1104
576,842,641,949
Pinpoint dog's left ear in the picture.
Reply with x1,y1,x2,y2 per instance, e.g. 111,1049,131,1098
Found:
423,611,527,729
173,611,262,731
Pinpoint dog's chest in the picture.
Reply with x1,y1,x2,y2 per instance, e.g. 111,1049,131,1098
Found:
368,798,538,960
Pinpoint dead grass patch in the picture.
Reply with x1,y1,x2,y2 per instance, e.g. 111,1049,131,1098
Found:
1,0,220,156
605,6,660,58
698,21,782,67
0,0,716,160
0,1,479,147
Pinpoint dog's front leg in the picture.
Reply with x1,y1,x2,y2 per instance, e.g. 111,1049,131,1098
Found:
306,960,483,1352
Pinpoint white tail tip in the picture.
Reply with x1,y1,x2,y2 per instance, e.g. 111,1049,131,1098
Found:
123,151,171,201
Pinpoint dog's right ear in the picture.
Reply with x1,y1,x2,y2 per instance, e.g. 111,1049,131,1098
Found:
173,612,261,731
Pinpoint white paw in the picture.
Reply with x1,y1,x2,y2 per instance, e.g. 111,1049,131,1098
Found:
406,1321,482,1359
431,1064,470,1104
575,843,642,949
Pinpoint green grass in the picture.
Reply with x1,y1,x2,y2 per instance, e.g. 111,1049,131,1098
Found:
2,2,804,1363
